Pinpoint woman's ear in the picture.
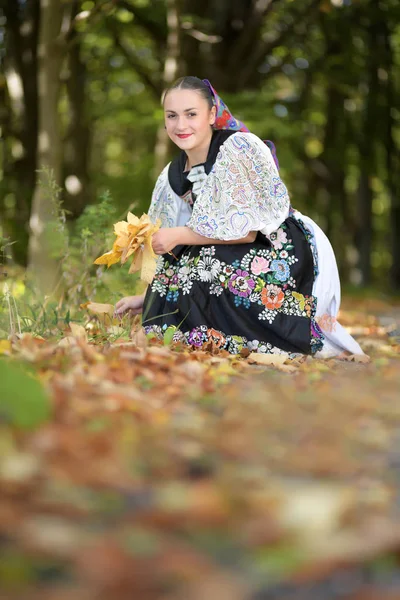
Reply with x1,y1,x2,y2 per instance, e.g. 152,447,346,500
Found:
210,105,217,126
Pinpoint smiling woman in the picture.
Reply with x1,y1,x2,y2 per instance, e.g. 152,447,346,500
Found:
115,76,364,358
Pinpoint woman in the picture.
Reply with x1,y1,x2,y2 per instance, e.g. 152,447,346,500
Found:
115,76,363,357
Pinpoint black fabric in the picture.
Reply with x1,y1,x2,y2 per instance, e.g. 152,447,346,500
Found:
142,218,320,355
168,130,235,198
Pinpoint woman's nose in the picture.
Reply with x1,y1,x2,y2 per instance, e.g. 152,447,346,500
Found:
176,116,189,129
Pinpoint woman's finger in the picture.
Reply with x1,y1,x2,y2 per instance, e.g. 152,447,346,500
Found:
115,303,127,314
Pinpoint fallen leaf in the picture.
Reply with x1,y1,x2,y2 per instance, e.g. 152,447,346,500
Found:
69,323,88,342
340,353,370,363
247,352,288,366
130,326,148,349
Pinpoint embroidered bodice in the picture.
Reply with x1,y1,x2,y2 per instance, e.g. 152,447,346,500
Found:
148,131,290,240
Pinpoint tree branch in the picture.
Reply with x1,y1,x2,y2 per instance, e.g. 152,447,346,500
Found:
59,0,112,46
106,19,162,98
114,0,167,42
240,0,324,86
227,0,276,71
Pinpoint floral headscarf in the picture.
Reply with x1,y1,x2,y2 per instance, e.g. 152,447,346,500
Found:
203,79,279,170
202,79,249,132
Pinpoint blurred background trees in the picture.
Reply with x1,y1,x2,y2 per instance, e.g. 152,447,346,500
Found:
0,0,399,293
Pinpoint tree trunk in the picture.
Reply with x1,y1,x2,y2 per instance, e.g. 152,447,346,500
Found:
153,0,182,177
1,0,40,265
28,0,65,296
63,6,92,220
355,14,380,287
384,20,400,290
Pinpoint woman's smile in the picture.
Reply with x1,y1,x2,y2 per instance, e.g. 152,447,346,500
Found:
176,133,193,139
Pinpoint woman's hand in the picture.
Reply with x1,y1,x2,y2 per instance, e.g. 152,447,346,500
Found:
152,228,180,255
114,294,144,317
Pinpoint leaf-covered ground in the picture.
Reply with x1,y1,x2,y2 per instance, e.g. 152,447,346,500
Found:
1,297,400,600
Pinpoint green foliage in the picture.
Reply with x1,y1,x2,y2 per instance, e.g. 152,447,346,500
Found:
2,0,400,289
0,182,141,339
0,359,51,429
36,168,69,261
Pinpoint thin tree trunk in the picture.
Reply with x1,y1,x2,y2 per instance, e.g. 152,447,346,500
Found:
384,21,400,289
355,15,380,287
63,6,92,219
1,0,39,265
153,0,182,178
28,0,64,296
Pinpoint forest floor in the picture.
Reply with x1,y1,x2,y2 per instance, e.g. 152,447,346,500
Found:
1,295,400,600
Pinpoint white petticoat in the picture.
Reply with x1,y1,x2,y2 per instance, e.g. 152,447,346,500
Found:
293,211,364,358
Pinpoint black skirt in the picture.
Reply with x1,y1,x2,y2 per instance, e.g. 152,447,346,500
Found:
142,217,324,355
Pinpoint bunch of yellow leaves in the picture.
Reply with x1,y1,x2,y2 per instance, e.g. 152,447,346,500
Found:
94,212,161,284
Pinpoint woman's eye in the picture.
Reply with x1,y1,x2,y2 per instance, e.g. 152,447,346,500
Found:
188,113,197,117
167,114,176,119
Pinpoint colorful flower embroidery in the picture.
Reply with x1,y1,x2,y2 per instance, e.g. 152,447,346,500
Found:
270,259,290,282
261,284,285,310
144,324,289,356
269,227,287,250
148,223,324,355
188,328,206,347
228,269,256,297
250,256,271,276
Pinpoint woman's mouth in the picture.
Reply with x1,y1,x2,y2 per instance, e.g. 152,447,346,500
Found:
176,133,192,139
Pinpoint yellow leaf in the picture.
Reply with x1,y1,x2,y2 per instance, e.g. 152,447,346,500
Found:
93,250,121,267
114,221,129,236
0,340,12,355
94,212,161,282
127,212,140,226
141,242,158,284
128,250,142,274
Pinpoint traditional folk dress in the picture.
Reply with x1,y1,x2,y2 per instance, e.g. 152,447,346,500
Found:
143,130,363,357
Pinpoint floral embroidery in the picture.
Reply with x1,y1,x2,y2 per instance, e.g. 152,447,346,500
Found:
268,227,287,250
250,256,270,276
228,269,255,297
270,259,290,282
290,212,319,278
144,324,287,356
148,164,179,228
261,284,284,310
148,222,324,356
197,255,221,282
186,132,290,240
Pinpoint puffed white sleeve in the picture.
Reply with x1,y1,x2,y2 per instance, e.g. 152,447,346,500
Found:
186,132,290,240
147,163,180,228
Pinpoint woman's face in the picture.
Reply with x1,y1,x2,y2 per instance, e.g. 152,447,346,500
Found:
164,89,216,153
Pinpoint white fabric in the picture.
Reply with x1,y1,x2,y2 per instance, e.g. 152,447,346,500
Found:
148,163,192,228
187,132,290,239
147,133,364,357
186,165,208,198
292,211,364,357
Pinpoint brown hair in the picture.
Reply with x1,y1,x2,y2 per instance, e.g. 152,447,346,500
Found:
163,76,214,109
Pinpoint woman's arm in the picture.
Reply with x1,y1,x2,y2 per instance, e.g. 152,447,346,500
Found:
152,227,256,255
